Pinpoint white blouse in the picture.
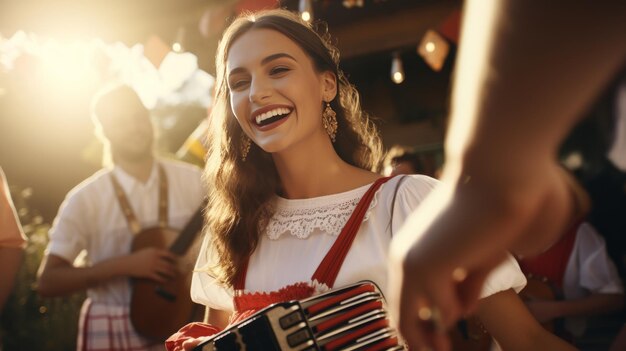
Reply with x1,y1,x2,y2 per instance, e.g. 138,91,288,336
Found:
191,175,527,312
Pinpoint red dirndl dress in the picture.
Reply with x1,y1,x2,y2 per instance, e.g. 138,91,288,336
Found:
165,177,391,351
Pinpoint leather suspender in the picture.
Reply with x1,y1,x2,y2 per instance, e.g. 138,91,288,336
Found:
109,164,168,234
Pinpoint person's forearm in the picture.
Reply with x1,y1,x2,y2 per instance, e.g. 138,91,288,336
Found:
556,293,624,319
442,0,626,257
0,247,23,312
445,0,626,222
447,0,626,173
478,289,577,351
393,178,532,274
37,254,132,297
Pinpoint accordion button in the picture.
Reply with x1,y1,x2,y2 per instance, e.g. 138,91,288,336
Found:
279,311,304,329
287,328,312,347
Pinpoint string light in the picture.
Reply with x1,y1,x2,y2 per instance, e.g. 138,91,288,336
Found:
172,27,185,53
299,0,313,22
417,29,450,72
390,51,404,84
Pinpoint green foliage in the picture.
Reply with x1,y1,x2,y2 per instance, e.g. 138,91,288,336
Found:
1,198,85,351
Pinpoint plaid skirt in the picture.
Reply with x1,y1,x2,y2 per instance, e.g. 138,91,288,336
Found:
77,298,164,351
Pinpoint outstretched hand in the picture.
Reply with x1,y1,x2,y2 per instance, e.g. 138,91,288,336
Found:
388,237,503,351
386,182,511,351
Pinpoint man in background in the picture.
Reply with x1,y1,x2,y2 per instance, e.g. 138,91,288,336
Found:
37,84,204,350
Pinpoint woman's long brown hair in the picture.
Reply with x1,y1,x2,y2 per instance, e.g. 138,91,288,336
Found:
204,9,383,286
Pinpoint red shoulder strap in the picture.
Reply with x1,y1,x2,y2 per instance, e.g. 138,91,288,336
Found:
233,257,249,290
311,177,392,288
518,220,580,288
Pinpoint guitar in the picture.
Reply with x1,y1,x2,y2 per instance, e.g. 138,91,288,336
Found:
130,205,205,341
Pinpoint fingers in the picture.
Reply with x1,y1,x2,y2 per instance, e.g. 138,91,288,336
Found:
453,250,507,316
414,304,448,351
152,258,179,282
420,283,459,351
182,336,207,351
389,261,469,350
133,248,180,282
455,268,488,315
393,278,457,351
150,248,178,263
395,290,425,350
399,298,453,351
151,267,177,283
430,278,462,330
181,339,198,351
161,250,179,263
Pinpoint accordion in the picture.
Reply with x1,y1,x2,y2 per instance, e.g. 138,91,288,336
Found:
194,281,406,351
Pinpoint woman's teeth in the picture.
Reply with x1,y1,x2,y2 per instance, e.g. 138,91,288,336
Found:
255,108,291,125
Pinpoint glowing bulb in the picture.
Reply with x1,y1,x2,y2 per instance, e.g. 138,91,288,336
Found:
299,0,313,22
172,26,185,52
392,71,404,84
390,52,405,84
425,41,436,53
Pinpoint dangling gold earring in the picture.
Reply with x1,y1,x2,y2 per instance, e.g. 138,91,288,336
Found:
240,134,251,161
322,101,338,142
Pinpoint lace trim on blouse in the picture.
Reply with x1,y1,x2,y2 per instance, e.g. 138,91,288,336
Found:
266,182,386,240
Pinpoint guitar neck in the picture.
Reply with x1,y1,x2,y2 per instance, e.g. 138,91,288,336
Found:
170,205,204,255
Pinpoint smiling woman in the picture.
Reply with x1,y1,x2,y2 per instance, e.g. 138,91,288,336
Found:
203,9,383,291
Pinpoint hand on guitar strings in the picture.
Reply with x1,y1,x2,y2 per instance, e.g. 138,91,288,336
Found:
124,247,179,283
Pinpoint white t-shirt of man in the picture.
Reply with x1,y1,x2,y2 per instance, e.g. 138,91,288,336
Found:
563,222,624,337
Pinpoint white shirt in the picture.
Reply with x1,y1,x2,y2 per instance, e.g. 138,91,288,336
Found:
47,158,204,305
192,175,527,312
563,222,624,336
